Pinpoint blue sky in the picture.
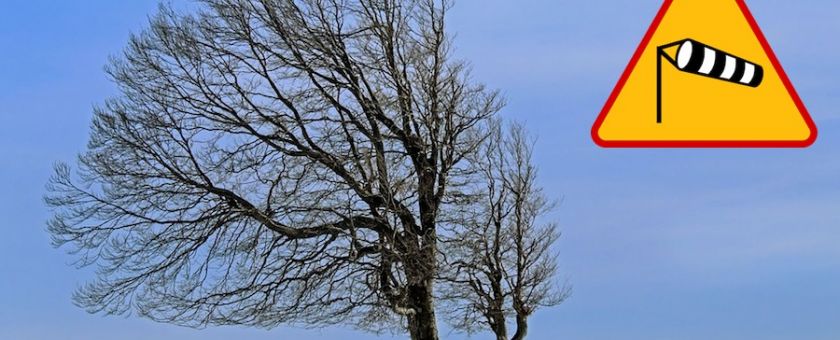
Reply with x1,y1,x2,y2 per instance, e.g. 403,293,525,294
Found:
2,1,840,339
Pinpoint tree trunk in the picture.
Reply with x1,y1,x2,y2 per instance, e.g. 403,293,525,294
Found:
511,314,528,340
490,312,508,340
405,222,439,340
405,238,439,340
489,278,508,340
406,279,439,340
404,171,441,340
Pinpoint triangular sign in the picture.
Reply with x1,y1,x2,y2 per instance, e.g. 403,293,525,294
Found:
592,0,817,148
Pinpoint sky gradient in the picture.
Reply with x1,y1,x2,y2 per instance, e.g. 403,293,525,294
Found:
2,1,840,339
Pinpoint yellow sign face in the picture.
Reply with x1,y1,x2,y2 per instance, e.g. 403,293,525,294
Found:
593,0,817,148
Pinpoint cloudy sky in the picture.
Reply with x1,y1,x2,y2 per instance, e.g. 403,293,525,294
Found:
2,1,839,339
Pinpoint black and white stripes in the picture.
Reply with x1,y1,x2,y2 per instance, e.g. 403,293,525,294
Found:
671,39,763,87
656,39,765,123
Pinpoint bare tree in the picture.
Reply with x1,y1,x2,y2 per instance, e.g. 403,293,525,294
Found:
441,121,569,340
45,1,504,339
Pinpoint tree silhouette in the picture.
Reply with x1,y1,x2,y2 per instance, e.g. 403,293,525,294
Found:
46,1,564,339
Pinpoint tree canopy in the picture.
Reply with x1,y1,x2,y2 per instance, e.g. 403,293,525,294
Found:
46,1,564,339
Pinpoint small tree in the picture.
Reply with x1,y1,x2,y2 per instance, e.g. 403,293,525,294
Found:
46,1,504,339
441,121,569,340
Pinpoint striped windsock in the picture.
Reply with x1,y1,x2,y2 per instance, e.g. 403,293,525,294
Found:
664,39,764,87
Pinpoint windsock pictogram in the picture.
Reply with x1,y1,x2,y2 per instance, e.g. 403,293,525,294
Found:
662,39,764,87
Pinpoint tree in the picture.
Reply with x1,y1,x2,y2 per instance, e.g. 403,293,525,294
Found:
46,1,504,339
441,121,569,340
47,0,502,339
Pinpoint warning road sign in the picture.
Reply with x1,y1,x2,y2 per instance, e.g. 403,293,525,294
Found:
592,0,817,148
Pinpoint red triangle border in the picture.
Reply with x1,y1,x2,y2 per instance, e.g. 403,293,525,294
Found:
591,0,818,148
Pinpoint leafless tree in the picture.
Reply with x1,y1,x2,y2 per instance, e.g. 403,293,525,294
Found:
46,1,505,339
440,121,569,340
